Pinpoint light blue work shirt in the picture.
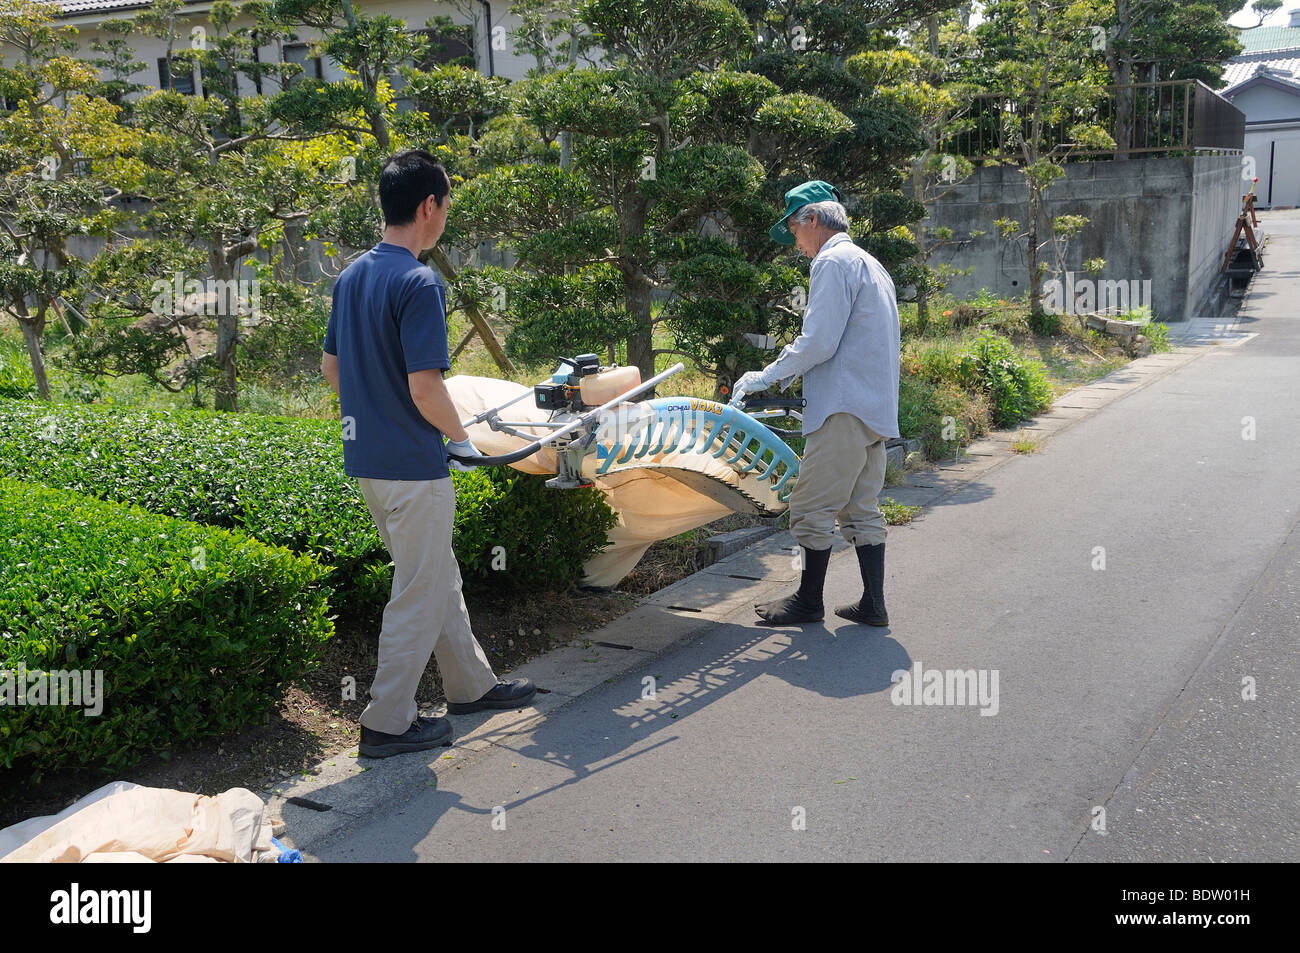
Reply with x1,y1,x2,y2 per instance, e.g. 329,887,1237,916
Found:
764,231,901,438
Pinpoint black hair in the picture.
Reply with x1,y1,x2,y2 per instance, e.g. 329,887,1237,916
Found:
378,150,450,226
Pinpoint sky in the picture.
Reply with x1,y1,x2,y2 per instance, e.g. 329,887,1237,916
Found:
1229,3,1299,28
966,3,1296,30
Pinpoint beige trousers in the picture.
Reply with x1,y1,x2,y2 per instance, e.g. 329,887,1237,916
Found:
788,413,889,551
356,477,499,735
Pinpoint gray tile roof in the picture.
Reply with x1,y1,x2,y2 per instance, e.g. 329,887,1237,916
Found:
1222,54,1300,92
55,0,194,16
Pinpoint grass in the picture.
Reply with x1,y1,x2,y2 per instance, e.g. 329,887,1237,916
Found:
1010,437,1040,454
902,292,1138,453
880,498,922,525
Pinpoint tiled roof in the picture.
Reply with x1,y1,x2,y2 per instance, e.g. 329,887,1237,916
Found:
55,0,196,16
1235,25,1300,54
1221,55,1300,91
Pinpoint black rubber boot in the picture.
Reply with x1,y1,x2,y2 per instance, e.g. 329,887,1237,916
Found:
835,542,888,626
755,546,831,624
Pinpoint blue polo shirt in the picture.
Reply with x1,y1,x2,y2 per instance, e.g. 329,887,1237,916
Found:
322,242,452,480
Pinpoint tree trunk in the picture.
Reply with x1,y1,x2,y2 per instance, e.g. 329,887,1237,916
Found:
18,312,51,400
559,29,580,169
619,185,656,382
626,275,655,382
211,246,239,411
425,246,516,375
213,311,239,411
913,156,930,329
1027,199,1042,319
1109,0,1133,160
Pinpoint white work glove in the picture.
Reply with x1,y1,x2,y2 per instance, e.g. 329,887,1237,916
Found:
445,436,483,472
729,369,773,406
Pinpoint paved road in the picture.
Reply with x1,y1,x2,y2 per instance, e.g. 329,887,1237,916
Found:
313,217,1300,863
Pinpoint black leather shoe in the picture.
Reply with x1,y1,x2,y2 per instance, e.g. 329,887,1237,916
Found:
359,716,454,758
446,678,537,714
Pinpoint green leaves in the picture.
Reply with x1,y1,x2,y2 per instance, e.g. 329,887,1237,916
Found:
0,477,333,776
0,397,618,605
514,67,656,138
957,329,1054,428
449,163,596,242
670,68,780,146
578,0,753,81
753,92,855,153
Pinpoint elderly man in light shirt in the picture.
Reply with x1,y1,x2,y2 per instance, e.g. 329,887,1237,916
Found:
730,180,901,627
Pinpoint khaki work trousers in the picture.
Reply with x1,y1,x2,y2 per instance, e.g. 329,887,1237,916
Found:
788,413,889,551
356,477,499,735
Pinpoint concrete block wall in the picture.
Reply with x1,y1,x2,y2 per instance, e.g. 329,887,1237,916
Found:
1187,155,1247,318
922,155,1243,321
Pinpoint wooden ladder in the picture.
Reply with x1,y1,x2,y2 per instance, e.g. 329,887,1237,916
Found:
1221,193,1263,274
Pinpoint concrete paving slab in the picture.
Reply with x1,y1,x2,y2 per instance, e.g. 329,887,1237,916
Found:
706,525,779,560
583,602,717,655
481,643,652,700
702,537,806,583
934,455,1005,478
1034,405,1094,420
1053,398,1110,409
646,563,792,619
880,485,945,508
900,469,976,491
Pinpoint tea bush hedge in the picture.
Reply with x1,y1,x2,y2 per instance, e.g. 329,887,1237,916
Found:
0,478,334,775
0,399,617,606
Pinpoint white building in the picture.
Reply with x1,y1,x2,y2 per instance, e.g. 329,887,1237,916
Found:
1221,9,1300,208
41,0,546,102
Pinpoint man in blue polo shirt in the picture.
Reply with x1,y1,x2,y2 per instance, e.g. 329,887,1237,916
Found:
322,150,535,758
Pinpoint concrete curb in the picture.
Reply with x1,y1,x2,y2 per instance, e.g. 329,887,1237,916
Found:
266,334,1239,856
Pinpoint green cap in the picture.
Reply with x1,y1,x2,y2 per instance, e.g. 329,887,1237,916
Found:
770,179,843,245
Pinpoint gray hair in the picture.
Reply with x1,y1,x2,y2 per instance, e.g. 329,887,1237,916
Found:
789,200,848,232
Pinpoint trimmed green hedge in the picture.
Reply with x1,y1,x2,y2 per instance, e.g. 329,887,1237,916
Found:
0,478,334,775
0,399,617,606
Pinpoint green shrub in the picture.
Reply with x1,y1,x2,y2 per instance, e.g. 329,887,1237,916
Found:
1121,306,1171,353
0,341,35,399
0,400,617,605
898,373,988,459
1029,309,1060,335
456,468,618,588
957,329,1054,428
1144,321,1171,353
905,338,967,387
0,478,333,775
